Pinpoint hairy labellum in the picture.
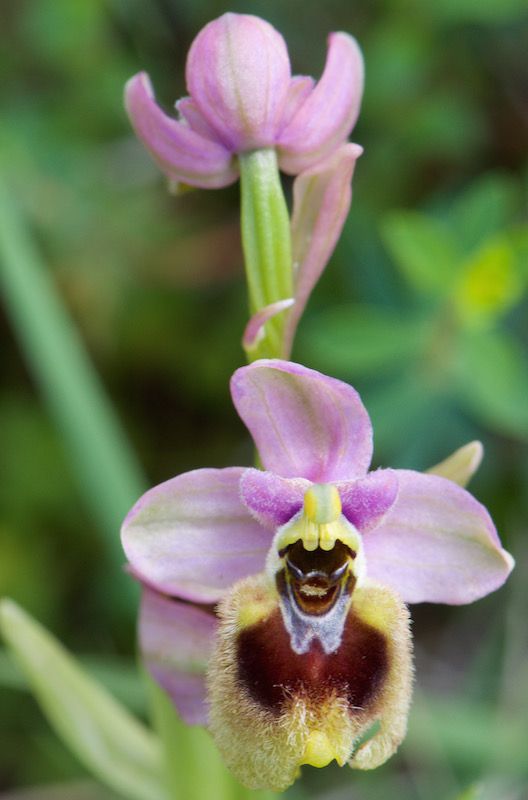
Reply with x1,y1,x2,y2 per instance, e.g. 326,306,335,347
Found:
207,484,413,791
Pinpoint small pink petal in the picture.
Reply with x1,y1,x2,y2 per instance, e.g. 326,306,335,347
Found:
231,360,372,482
279,75,315,129
139,588,217,725
240,469,310,529
243,298,294,352
186,13,291,152
121,467,271,602
337,469,398,533
278,32,364,173
125,72,238,189
284,143,362,354
176,96,222,142
363,471,514,605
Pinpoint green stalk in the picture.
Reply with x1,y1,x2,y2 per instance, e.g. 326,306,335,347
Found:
0,180,146,612
239,149,293,360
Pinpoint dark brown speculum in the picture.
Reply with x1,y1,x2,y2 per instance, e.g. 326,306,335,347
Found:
236,537,388,715
236,605,388,714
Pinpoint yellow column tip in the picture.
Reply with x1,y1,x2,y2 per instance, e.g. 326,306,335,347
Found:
303,484,341,524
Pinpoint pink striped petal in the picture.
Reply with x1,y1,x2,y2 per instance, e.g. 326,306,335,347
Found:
140,588,217,725
186,13,291,152
337,469,398,533
125,72,238,189
363,471,514,605
231,360,372,482
240,469,309,529
284,143,362,354
176,96,223,142
121,467,271,603
278,33,364,173
279,75,315,129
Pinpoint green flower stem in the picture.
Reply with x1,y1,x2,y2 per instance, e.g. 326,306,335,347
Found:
0,180,146,614
239,149,294,360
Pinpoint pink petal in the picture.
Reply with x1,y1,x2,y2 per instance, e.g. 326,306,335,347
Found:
337,469,398,533
139,588,217,725
284,143,362,355
231,360,373,482
363,471,514,605
242,298,294,353
278,33,364,173
176,96,222,142
240,469,310,529
186,13,291,152
121,468,271,603
125,72,238,189
279,75,315,129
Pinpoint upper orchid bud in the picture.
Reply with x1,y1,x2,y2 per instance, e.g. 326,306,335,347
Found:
125,13,364,188
186,13,291,152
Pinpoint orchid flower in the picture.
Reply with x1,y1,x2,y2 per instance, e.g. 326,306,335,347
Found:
125,13,364,188
121,360,513,791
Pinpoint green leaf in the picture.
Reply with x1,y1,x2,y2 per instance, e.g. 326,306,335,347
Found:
453,234,524,327
0,647,147,715
148,678,277,800
423,0,528,24
0,781,119,799
449,173,521,256
407,692,528,775
454,786,482,800
0,182,146,616
455,331,528,439
382,211,460,296
300,305,427,377
0,600,167,800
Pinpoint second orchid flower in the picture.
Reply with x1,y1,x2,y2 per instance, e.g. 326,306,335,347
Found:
125,12,363,187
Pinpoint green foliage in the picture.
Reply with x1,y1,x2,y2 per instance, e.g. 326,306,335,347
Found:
0,600,166,800
381,212,459,296
456,331,528,438
301,305,427,376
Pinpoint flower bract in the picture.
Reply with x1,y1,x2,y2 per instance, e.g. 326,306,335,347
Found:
125,13,364,187
121,360,513,790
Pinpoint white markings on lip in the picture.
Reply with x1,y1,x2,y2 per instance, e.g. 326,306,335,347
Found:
299,584,329,597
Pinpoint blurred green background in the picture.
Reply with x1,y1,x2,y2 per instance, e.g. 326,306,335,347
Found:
1,0,527,798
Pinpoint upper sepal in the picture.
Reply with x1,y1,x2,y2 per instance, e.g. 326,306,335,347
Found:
231,360,373,482
186,12,291,152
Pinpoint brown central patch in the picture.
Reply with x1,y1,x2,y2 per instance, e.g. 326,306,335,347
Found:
236,608,388,715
